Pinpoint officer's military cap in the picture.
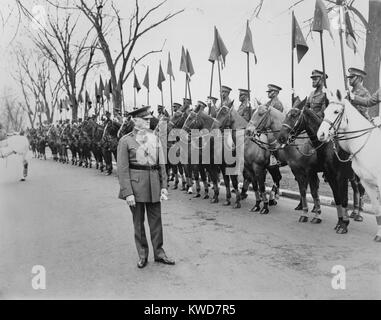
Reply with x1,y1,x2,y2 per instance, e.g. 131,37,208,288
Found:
128,106,153,119
310,70,328,79
266,84,282,92
197,101,207,108
221,85,232,93
207,96,218,102
238,88,250,95
348,68,366,78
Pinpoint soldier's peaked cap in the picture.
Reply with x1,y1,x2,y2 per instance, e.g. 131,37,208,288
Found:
172,102,182,108
207,96,218,101
310,70,328,79
266,84,282,92
239,88,250,95
128,106,153,118
197,101,207,108
348,67,366,78
221,85,232,92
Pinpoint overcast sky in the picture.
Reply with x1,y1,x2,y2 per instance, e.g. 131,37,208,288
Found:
0,0,370,118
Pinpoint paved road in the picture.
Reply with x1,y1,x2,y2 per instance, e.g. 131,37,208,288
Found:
0,156,380,299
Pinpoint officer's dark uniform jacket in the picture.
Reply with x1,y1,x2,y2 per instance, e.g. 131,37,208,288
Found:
305,89,328,118
117,129,167,203
351,83,371,119
236,100,251,122
353,88,381,108
265,96,284,113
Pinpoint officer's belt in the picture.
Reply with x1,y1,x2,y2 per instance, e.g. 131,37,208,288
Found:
129,164,160,171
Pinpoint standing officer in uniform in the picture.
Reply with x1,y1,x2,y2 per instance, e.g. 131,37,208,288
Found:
347,68,371,119
265,84,284,113
117,106,175,268
237,89,252,122
305,70,329,118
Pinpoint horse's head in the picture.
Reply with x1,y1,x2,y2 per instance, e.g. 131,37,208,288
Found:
247,105,285,135
182,111,199,133
317,89,346,142
215,101,234,130
278,108,304,145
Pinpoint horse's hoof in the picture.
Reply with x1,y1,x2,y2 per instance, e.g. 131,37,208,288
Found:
374,235,381,242
260,207,269,215
294,203,303,211
240,193,248,200
354,214,363,222
310,217,322,224
193,194,201,198
349,211,356,219
223,200,231,206
311,205,321,214
298,216,308,223
269,199,277,206
336,220,349,234
233,203,241,209
211,198,219,204
250,205,260,212
203,194,209,199
20,178,26,182
106,172,112,176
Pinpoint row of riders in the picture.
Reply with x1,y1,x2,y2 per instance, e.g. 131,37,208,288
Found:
26,67,381,241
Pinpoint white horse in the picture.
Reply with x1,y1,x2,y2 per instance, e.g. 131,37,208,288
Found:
0,134,30,181
317,90,381,242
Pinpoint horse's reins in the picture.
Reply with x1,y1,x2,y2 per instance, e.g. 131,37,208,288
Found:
323,101,378,162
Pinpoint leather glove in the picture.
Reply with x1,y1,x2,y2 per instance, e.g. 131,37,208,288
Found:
126,194,136,207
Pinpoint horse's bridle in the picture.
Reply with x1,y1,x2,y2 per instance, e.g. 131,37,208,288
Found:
281,108,306,143
322,102,346,137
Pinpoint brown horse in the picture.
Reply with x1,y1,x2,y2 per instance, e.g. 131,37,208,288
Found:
246,105,322,219
278,106,363,233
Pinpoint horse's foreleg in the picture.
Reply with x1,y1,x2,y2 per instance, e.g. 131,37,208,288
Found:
268,166,282,204
254,165,268,214
361,179,381,241
309,172,322,224
294,174,309,222
350,174,364,222
231,175,241,209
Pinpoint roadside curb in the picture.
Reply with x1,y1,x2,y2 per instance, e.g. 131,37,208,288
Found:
221,181,374,215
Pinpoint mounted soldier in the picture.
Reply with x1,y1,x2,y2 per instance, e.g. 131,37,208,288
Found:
219,85,232,111
305,70,329,118
237,88,253,122
206,96,218,118
347,68,371,120
265,84,284,113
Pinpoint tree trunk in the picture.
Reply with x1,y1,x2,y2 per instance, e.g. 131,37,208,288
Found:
112,84,122,116
364,0,381,117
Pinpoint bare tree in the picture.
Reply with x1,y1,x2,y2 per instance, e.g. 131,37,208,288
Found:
0,90,25,132
14,46,62,125
26,4,99,121
78,0,184,115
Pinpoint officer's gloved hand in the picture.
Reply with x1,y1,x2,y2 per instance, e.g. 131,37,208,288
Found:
126,195,136,207
160,188,168,201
